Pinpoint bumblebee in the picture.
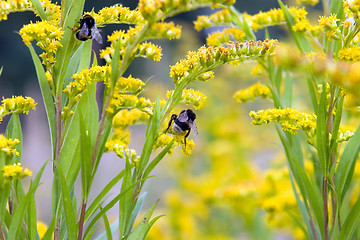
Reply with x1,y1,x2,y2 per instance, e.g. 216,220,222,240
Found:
72,14,102,44
165,109,198,147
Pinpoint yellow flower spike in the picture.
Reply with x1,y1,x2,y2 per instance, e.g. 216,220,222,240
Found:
148,22,182,40
249,107,316,137
166,89,207,109
105,130,130,152
106,93,152,115
194,9,232,31
3,163,32,181
137,42,162,61
0,135,20,156
92,5,144,26
234,82,271,103
338,46,360,62
19,21,63,46
1,96,36,117
169,40,278,85
206,28,246,47
112,108,149,129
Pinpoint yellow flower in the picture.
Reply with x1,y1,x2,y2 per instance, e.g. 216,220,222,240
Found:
338,46,360,62
112,108,149,129
0,135,20,156
3,163,32,181
0,96,36,119
194,9,232,31
166,89,207,109
37,221,48,239
112,75,145,93
296,0,319,5
234,82,271,103
170,40,279,85
92,5,144,26
206,28,246,46
105,129,130,151
19,21,63,46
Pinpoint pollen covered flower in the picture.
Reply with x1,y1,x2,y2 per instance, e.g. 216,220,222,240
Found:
234,82,271,103
3,163,32,181
0,135,20,156
19,21,63,46
206,28,246,46
155,133,195,156
0,96,36,120
166,89,207,109
137,42,162,61
105,129,130,151
292,19,321,36
148,22,182,40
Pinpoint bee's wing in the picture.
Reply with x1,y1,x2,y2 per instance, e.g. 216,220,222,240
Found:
189,120,198,135
177,110,188,122
91,26,103,44
78,22,89,36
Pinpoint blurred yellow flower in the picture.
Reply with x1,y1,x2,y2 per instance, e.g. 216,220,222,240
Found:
234,82,271,103
0,135,20,156
3,163,32,181
37,221,48,239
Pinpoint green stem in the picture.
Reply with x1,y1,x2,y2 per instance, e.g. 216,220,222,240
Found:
323,177,328,240
77,201,87,240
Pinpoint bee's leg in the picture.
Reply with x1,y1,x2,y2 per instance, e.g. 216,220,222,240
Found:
184,129,191,148
165,114,177,133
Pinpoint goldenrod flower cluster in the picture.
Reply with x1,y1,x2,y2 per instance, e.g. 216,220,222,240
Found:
243,7,307,32
344,0,360,18
0,0,60,23
318,14,341,40
100,23,178,64
138,0,235,22
0,135,20,156
106,76,151,115
233,82,271,103
91,5,144,27
166,89,207,110
206,27,246,47
105,129,130,152
194,9,232,31
112,108,149,129
170,40,279,85
292,18,321,36
64,66,111,109
2,163,32,181
19,20,63,46
249,107,316,136
338,46,360,62
0,96,36,121
19,20,63,67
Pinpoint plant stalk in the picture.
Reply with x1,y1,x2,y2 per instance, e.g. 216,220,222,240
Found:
323,177,328,240
77,201,87,240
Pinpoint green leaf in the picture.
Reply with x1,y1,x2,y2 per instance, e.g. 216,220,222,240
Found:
7,184,39,240
79,106,92,199
94,219,119,240
127,201,164,240
139,97,161,173
29,0,48,21
55,163,77,240
84,170,125,222
129,192,147,232
28,196,37,240
316,83,329,174
28,45,56,158
330,95,344,153
119,157,134,237
330,0,344,19
53,0,85,96
339,196,360,240
5,114,22,164
278,0,313,53
110,40,121,89
84,178,148,238
306,75,319,115
336,126,360,202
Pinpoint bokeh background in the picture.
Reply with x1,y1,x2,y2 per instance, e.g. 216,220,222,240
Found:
0,0,322,239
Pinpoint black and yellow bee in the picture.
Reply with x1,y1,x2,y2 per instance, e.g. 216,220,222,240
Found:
72,14,102,44
166,109,198,147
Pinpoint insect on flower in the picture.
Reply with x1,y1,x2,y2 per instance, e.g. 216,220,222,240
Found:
72,14,103,44
165,109,198,147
